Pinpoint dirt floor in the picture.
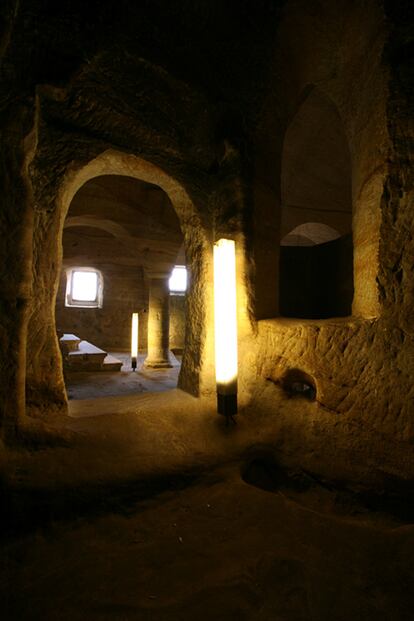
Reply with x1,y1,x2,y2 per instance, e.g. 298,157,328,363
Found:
2,389,414,620
65,352,181,400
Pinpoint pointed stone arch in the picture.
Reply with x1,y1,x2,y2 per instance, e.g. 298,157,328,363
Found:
279,87,354,319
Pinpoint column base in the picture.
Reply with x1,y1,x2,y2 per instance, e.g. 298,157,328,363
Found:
144,359,173,369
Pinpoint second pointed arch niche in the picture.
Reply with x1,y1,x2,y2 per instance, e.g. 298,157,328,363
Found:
280,88,353,319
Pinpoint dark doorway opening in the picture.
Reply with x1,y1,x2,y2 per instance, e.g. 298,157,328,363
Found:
280,227,353,319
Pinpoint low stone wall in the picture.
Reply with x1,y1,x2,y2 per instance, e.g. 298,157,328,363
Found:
248,317,414,487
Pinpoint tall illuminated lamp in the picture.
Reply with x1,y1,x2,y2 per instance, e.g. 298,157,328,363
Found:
214,238,238,422
131,312,139,371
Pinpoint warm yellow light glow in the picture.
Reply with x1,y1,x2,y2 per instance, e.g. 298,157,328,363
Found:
214,238,238,385
131,312,139,358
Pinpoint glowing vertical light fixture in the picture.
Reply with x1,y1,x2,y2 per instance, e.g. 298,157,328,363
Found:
131,312,139,371
214,238,238,419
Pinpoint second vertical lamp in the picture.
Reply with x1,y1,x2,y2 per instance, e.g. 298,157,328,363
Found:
131,312,139,371
213,238,238,418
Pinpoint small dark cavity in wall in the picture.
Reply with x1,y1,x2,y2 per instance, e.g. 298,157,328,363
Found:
275,368,317,401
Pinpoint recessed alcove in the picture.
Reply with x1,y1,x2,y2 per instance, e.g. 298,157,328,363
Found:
280,88,353,320
279,368,317,400
280,223,353,319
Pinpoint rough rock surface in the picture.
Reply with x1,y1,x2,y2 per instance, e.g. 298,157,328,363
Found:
0,1,413,594
2,392,414,620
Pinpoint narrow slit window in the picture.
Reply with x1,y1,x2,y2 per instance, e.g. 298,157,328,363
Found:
65,268,103,308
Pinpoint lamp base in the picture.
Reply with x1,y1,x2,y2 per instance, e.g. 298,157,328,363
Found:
217,392,237,421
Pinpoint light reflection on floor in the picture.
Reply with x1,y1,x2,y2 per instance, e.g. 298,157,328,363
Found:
65,352,181,400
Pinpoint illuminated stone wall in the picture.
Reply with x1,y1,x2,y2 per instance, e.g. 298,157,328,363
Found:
0,0,413,487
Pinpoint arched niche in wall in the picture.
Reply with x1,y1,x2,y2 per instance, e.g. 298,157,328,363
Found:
280,88,353,319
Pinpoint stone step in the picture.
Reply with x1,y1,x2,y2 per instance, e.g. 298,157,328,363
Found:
59,333,81,353
67,340,107,368
65,343,123,372
102,354,123,372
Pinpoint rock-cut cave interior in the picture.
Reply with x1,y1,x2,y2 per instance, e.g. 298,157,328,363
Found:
1,1,414,619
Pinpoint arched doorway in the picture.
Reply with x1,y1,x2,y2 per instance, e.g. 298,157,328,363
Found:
279,88,353,319
25,150,212,415
56,174,186,399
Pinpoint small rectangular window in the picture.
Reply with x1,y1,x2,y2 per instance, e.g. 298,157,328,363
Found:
169,266,187,295
65,268,103,308
72,271,98,302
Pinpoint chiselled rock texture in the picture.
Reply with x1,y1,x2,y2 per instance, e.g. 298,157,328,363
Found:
0,0,412,489
2,4,414,619
253,317,414,487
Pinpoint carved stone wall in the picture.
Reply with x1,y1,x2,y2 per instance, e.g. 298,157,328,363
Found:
0,0,413,488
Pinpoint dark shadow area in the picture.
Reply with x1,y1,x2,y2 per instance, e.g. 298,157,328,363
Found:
280,234,353,318
241,448,414,523
279,368,317,400
0,468,210,542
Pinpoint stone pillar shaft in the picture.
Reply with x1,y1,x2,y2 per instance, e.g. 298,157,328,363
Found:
145,277,172,368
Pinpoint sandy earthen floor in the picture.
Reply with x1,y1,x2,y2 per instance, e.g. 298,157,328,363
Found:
2,391,414,620
65,352,181,400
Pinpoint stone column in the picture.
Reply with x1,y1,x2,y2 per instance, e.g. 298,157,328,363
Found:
144,277,172,368
0,100,37,439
